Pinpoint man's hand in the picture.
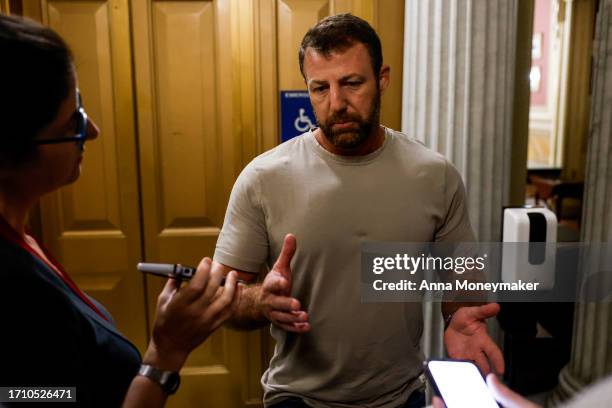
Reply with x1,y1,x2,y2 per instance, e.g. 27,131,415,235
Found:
444,303,504,376
259,234,310,333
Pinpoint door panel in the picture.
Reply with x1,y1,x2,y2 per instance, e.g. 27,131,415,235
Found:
277,0,331,89
376,0,405,129
149,1,223,243
131,0,261,406
24,0,148,351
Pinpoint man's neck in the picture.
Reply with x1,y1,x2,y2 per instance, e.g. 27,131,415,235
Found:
314,125,386,156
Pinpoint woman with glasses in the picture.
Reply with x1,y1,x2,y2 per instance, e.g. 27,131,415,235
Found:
0,14,239,407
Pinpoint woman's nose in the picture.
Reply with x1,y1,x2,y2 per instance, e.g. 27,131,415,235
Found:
86,118,99,141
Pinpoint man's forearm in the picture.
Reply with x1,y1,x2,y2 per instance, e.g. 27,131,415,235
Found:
442,273,487,323
227,284,269,330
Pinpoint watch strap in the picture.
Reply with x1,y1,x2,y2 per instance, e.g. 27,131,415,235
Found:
138,364,180,395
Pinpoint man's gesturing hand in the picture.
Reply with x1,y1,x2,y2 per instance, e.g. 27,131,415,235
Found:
444,303,505,376
259,234,310,333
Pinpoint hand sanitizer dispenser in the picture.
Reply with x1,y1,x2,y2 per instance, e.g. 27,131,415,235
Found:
502,207,557,290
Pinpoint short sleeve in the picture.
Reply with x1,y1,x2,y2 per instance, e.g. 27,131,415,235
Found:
214,164,269,273
434,160,476,242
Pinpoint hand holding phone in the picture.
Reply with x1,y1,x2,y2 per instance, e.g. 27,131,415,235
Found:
144,258,239,372
426,359,499,408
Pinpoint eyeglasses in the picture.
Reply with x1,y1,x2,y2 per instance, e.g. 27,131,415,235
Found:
35,90,88,150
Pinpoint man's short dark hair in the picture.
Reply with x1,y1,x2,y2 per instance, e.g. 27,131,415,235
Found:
299,13,383,80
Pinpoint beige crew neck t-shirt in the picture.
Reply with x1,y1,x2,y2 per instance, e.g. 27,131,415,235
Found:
214,127,475,407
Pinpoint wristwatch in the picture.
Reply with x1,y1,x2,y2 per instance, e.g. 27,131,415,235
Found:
138,364,181,395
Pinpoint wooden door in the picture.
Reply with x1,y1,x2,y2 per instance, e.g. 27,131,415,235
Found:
130,0,266,406
21,0,148,351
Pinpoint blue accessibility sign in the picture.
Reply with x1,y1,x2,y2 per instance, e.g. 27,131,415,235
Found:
280,91,316,143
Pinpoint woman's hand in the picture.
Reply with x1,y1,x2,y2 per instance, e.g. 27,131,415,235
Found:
143,257,239,371
486,374,542,408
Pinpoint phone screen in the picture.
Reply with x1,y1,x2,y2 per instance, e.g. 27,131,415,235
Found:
426,360,499,408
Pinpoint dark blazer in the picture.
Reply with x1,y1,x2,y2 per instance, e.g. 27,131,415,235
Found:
0,238,141,407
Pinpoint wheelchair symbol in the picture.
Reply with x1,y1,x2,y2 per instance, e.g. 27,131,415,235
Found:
294,108,314,132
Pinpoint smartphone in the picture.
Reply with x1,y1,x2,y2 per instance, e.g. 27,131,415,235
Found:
425,359,499,408
137,263,244,286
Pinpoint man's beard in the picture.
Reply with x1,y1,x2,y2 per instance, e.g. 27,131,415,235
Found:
317,90,381,149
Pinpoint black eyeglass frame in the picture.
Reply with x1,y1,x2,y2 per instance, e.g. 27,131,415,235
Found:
35,90,88,150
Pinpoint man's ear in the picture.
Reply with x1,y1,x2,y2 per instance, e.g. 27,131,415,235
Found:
378,65,390,94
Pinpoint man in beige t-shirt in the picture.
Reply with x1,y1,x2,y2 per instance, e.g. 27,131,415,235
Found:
213,14,504,408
